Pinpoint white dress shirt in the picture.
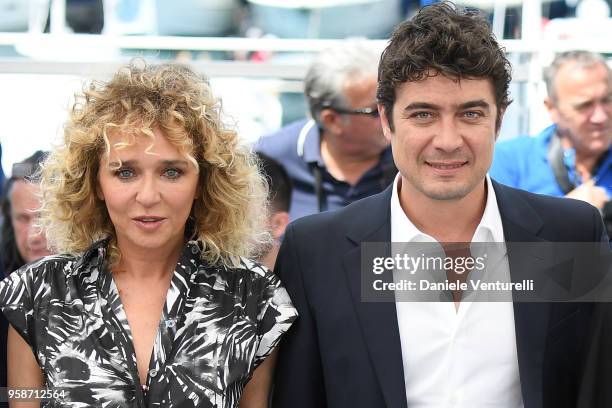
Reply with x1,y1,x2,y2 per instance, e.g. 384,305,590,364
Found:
390,175,524,408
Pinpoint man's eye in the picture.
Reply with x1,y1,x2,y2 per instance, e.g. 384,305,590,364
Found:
413,112,432,119
463,111,482,119
114,168,134,179
14,214,30,224
164,168,182,179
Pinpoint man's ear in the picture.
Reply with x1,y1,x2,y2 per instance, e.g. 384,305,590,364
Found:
269,211,290,241
319,108,343,135
494,107,507,140
544,97,560,124
378,103,393,143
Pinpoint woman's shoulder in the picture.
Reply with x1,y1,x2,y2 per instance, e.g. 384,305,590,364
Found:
227,257,281,286
236,257,271,277
0,240,108,302
3,253,77,284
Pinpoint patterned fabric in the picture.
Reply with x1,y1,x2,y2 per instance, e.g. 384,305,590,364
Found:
0,239,297,407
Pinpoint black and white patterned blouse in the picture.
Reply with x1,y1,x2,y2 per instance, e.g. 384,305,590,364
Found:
0,239,297,407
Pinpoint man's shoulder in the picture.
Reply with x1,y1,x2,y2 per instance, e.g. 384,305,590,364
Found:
506,184,592,213
495,182,604,241
496,134,544,155
289,188,389,237
490,127,556,186
255,119,311,158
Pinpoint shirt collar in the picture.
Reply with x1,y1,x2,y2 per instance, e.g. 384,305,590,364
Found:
299,119,325,166
390,174,505,243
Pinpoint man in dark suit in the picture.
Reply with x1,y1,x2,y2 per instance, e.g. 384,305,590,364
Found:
272,3,608,408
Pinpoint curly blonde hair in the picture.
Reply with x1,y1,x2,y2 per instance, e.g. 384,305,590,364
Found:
40,60,270,267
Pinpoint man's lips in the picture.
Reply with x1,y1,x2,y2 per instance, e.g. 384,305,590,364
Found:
425,161,468,170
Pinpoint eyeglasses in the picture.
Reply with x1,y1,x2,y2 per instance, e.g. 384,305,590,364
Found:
326,105,379,118
12,162,39,179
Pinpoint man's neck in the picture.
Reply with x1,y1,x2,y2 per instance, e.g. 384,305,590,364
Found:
320,132,380,186
398,178,487,242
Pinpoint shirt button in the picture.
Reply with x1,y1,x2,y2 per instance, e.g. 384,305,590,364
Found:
149,369,158,378
165,320,176,328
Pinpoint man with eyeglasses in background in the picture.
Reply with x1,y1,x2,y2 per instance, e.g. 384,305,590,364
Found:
256,40,395,220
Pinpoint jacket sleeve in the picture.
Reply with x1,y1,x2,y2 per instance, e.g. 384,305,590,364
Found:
272,224,327,408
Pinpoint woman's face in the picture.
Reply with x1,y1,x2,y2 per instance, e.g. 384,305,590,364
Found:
97,127,200,256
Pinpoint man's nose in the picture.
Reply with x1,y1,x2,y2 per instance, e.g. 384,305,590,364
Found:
590,102,611,124
432,118,464,152
27,222,45,246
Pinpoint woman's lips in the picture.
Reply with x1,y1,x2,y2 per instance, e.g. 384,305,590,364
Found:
132,216,166,230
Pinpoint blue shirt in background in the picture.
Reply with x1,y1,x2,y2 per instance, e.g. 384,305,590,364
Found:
490,125,612,198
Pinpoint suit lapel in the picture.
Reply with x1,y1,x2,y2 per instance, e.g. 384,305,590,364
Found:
494,182,549,408
342,187,408,408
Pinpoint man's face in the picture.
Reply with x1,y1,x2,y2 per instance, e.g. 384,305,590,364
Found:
546,62,612,157
379,74,501,202
10,180,51,263
327,75,388,158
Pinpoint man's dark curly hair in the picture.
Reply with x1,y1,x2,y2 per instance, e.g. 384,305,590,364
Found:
377,1,512,131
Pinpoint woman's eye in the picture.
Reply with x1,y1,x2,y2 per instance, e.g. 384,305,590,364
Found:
164,168,182,179
114,168,134,179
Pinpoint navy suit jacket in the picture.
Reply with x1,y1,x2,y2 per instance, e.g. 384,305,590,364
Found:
273,181,607,408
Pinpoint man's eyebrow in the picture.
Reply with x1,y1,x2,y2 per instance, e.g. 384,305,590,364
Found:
458,100,491,110
403,102,441,111
402,100,491,111
572,93,612,110
573,100,594,110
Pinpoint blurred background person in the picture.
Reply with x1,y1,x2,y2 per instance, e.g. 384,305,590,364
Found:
1,151,51,276
241,152,293,407
0,144,5,198
256,39,396,221
490,51,611,217
0,61,296,407
256,152,292,270
0,150,51,396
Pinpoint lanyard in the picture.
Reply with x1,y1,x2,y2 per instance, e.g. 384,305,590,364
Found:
548,132,609,194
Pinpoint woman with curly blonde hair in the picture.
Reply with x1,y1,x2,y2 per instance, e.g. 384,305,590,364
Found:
0,61,297,407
